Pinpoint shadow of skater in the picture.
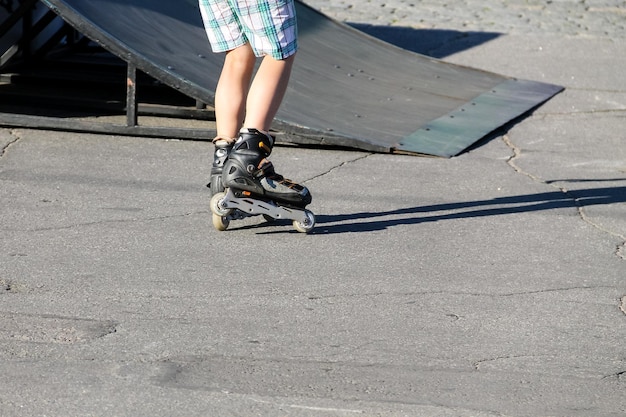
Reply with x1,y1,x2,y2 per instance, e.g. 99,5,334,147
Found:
311,186,626,235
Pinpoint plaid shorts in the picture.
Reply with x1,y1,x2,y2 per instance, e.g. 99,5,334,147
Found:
199,0,298,60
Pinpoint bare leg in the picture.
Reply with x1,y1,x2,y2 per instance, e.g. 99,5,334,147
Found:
244,53,296,132
214,44,256,139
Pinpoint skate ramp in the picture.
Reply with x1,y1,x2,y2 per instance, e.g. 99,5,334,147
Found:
288,6,563,156
21,0,562,156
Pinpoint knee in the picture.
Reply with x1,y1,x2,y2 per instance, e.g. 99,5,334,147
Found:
224,45,256,72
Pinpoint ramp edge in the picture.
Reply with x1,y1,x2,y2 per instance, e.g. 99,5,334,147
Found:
396,78,564,157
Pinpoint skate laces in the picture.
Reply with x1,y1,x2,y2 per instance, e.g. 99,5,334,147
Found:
255,159,304,191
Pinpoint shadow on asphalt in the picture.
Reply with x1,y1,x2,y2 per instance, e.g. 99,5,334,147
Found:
308,185,626,235
246,185,625,234
348,24,502,58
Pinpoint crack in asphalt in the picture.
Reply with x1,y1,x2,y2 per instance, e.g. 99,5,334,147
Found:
542,108,626,117
0,129,21,158
503,135,626,261
303,153,374,184
602,370,626,381
472,355,544,371
116,285,613,305
298,285,613,303
0,311,118,344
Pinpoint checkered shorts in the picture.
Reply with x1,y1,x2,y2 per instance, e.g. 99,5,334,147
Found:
199,0,298,60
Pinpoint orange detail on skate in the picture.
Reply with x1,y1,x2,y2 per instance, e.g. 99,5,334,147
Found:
259,142,271,153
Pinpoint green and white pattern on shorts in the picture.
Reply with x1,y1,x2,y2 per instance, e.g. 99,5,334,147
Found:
199,0,298,60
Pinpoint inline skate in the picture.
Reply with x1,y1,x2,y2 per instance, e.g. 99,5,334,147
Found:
209,128,315,233
207,136,235,197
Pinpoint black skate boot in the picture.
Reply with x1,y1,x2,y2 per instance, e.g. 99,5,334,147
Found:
209,128,315,233
223,128,311,207
207,136,235,197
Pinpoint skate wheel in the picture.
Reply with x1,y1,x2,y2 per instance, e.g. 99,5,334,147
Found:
293,210,315,233
212,213,229,231
210,192,232,217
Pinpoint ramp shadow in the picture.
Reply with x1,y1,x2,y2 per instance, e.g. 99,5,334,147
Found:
348,24,502,58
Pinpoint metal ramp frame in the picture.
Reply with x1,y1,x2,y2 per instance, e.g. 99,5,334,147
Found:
0,0,563,157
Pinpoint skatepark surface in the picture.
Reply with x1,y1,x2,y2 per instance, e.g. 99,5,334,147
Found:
1,1,625,416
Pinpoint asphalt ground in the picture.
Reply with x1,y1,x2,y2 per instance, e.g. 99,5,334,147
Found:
1,1,625,416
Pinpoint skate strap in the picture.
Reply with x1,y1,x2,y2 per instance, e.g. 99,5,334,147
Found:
255,159,303,192
258,141,272,154
212,135,236,144
255,159,277,178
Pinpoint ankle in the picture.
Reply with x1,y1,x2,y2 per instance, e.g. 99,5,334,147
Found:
213,135,236,145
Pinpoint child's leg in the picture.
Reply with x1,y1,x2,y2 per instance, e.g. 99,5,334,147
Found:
214,44,257,139
243,53,296,132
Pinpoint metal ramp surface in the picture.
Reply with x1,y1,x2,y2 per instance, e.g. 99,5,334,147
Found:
1,0,563,157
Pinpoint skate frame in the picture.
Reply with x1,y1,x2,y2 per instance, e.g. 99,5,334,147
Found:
218,189,312,227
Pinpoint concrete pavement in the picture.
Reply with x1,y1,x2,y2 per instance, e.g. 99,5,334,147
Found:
1,0,625,416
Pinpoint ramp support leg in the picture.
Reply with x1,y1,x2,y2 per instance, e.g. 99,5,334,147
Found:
126,62,138,127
